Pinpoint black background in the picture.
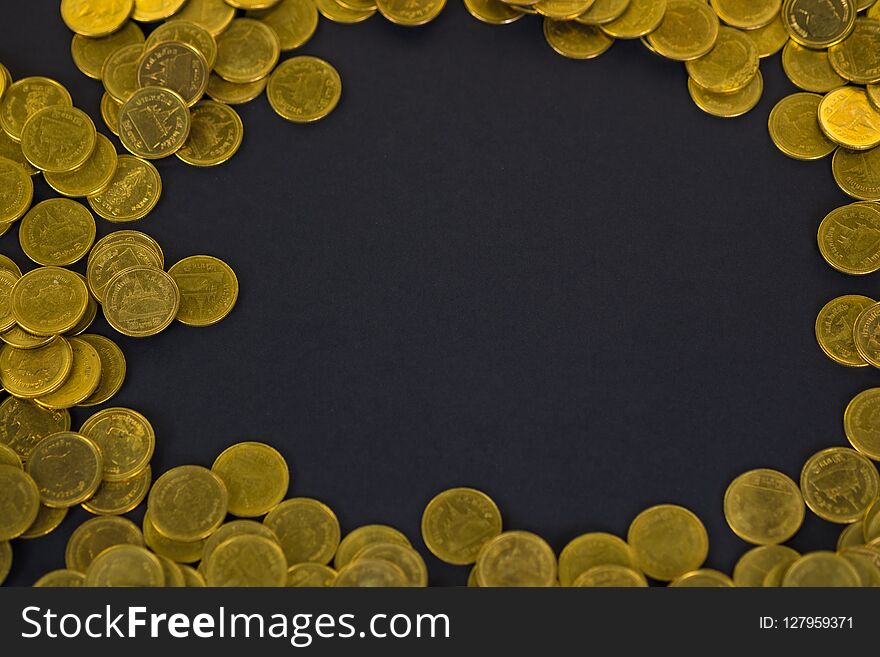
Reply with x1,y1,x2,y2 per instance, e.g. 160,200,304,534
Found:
1,3,875,587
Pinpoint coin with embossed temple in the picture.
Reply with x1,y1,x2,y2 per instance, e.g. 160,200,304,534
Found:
101,43,143,103
132,0,189,21
0,338,73,398
87,242,164,303
206,74,268,105
815,295,874,366
854,301,880,367
11,267,89,336
83,466,151,515
80,407,154,482
212,442,287,517
287,563,337,587
148,465,228,542
0,157,33,224
249,0,319,50
0,465,40,540
335,524,411,569
215,19,280,84
205,534,287,587
26,431,103,508
781,551,861,586
475,530,557,587
558,532,637,586
61,0,135,37
827,18,880,85
463,0,523,23
77,334,126,406
421,487,502,565
71,21,145,80
264,497,340,565
91,230,164,266
800,447,880,523
102,266,180,337
145,20,217,69
167,254,239,324
21,106,96,173
268,56,341,123
0,77,72,142
724,469,805,545
118,87,191,159
686,27,758,94
782,0,856,49
175,102,243,167
818,86,880,151
137,41,210,107
627,504,708,581
44,134,118,198
817,203,880,275
733,545,800,587
176,0,237,35
334,558,408,587
572,564,648,587
0,397,70,463
87,155,162,222
84,544,164,586
19,199,96,267
844,388,880,460
543,18,614,59
832,147,880,201
35,337,102,410
710,0,780,30
646,0,720,61
376,0,446,24
314,0,377,22
769,93,837,160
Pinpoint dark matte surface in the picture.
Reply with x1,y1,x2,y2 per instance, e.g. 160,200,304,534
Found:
1,4,870,587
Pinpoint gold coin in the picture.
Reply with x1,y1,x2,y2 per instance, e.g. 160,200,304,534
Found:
205,534,287,586
743,14,789,58
421,487,502,565
211,442,288,517
65,280,98,336
818,203,880,275
0,541,11,585
837,521,864,550
685,27,758,93
103,266,180,337
710,0,781,30
669,568,735,587
0,337,73,398
0,130,39,176
534,0,593,20
145,20,218,69
732,545,800,587
118,86,191,159
20,504,68,539
132,0,189,22
148,465,228,541
268,56,342,123
576,0,629,24
601,0,666,38
34,569,85,587
101,43,144,103
353,542,428,587
11,266,90,336
86,242,163,303
0,444,22,469
175,102,244,167
839,546,880,585
143,509,205,563
782,0,856,48
60,0,135,37
214,19,281,84
627,504,708,581
35,337,102,410
723,468,805,545
91,229,164,266
334,558,408,587
0,464,40,540
869,83,880,110
287,562,337,586
543,18,615,58
201,519,279,564
70,21,145,80
19,199,96,267
175,0,237,36
866,498,880,542
83,466,151,515
249,0,319,50
100,92,122,135
855,302,880,366
263,497,340,565
0,157,33,224
475,531,557,587
768,92,836,160
832,147,880,201
335,0,378,10
44,134,118,199
815,294,875,366
376,0,446,23
166,253,239,324
206,74,268,105
0,255,21,278
844,388,880,460
84,544,165,586
137,41,210,107
827,18,880,85
0,271,17,332
156,554,185,586
180,565,206,586
335,524,411,569
783,41,846,94
781,550,861,586
0,325,48,351
77,334,126,406
21,106,96,173
800,446,880,522
79,407,155,482
557,532,637,586
463,0,524,23
65,515,144,572
0,77,72,143
818,86,880,150
646,0,720,61
0,397,70,463
571,564,647,586
87,155,162,222
227,0,284,7
26,431,103,508
314,0,377,21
